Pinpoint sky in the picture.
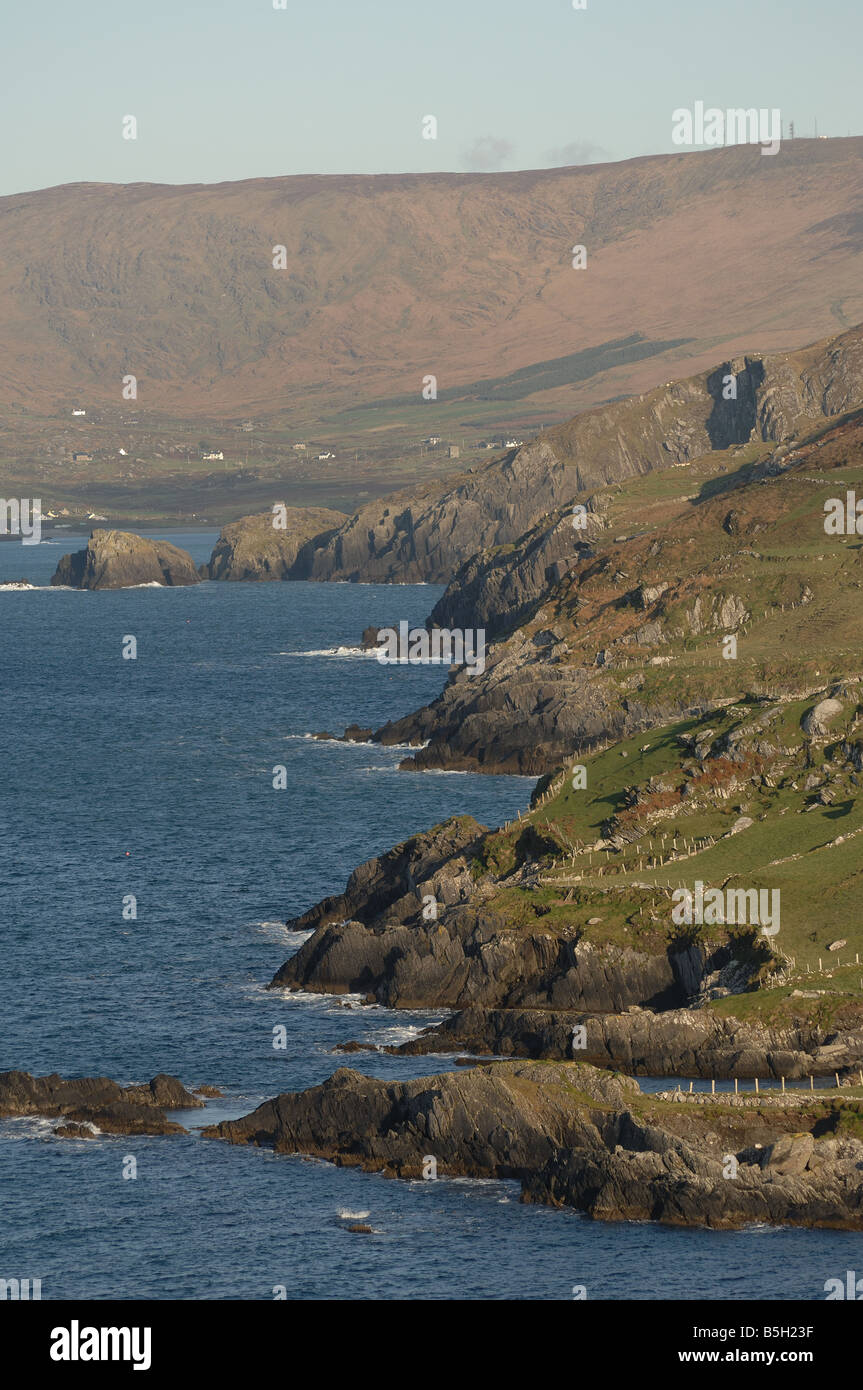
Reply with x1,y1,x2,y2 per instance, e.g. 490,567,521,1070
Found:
2,0,861,196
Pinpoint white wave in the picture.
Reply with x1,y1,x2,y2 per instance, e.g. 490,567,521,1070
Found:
266,985,365,1007
55,1119,101,1137
410,768,473,776
0,583,78,592
370,1024,427,1044
282,734,431,753
0,1115,55,1139
278,647,380,658
338,1209,371,1220
248,920,314,946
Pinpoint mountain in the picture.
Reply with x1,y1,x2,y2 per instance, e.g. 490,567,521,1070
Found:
2,139,863,429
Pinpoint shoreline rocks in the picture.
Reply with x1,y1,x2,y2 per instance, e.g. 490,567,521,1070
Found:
0,1070,205,1137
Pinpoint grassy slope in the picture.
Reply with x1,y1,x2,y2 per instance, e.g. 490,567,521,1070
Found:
458,414,863,1026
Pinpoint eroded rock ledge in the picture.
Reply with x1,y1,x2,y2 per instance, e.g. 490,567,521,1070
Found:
203,1060,863,1229
0,1070,205,1137
388,1005,863,1081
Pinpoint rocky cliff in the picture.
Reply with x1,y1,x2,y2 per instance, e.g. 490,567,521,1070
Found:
51,530,200,589
425,326,863,640
216,324,863,593
271,682,863,1084
391,1004,863,1081
371,401,863,774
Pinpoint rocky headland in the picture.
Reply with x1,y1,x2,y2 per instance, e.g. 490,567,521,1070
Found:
201,507,346,581
270,669,863,1099
203,1060,863,1230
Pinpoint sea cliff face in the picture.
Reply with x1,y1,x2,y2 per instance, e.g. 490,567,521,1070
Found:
390,1005,863,1082
202,507,346,580
51,530,200,589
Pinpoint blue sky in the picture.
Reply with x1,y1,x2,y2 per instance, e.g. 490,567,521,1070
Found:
2,0,860,195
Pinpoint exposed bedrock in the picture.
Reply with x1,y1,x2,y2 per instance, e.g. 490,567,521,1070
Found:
0,1070,205,1136
391,1005,863,1080
203,1060,863,1230
428,507,601,641
273,907,710,1013
287,325,863,588
372,625,692,774
51,530,200,589
280,815,486,938
202,507,345,580
271,814,719,1011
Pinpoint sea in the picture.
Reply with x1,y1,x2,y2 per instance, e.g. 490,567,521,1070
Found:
0,531,856,1300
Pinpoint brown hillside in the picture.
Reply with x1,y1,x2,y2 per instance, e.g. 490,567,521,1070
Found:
2,139,863,423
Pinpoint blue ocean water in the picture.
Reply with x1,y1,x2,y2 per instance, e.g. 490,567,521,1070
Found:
0,532,856,1300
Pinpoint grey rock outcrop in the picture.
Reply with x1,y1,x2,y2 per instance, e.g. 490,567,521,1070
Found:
393,1005,863,1080
291,323,863,590
273,901,704,1012
204,1060,863,1230
51,530,200,589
